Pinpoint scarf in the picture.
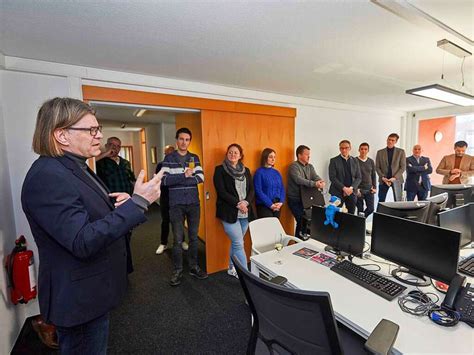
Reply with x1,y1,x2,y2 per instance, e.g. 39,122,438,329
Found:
223,159,246,181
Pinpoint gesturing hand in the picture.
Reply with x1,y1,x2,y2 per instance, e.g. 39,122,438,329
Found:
109,192,131,208
133,170,162,204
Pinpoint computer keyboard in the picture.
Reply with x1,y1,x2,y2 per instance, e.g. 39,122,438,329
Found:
458,255,474,277
331,260,407,301
454,283,474,327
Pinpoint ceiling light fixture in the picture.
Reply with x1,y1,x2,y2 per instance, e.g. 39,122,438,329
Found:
406,84,474,106
406,39,473,107
134,109,147,117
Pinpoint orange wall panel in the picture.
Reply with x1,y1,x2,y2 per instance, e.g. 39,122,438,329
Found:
418,117,456,185
201,110,295,273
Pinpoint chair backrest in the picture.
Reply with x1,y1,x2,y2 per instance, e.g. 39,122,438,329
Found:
425,193,449,225
232,255,343,355
249,217,287,254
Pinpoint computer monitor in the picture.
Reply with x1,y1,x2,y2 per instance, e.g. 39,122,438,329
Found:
431,184,473,209
310,206,365,258
376,201,431,223
371,213,461,286
438,203,473,248
425,193,449,225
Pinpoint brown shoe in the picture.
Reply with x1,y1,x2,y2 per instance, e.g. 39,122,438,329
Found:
31,316,59,349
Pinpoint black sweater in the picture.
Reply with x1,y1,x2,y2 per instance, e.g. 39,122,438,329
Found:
213,165,255,223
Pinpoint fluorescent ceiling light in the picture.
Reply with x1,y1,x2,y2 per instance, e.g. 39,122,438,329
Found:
406,84,474,106
134,109,147,117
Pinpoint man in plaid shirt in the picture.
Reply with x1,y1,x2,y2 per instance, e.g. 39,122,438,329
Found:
96,137,136,195
96,136,136,273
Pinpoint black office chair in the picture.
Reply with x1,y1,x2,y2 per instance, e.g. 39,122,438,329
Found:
232,256,399,355
425,192,449,225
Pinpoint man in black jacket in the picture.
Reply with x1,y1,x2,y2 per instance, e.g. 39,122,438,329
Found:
328,140,362,214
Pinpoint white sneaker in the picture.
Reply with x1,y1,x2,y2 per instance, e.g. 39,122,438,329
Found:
181,241,189,251
156,244,167,255
227,267,238,278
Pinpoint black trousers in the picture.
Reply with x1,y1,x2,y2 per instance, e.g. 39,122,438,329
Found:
160,193,170,245
256,205,281,219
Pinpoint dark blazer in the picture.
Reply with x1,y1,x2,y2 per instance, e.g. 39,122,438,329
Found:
328,155,362,198
405,155,432,192
21,155,146,327
213,165,255,223
375,147,406,183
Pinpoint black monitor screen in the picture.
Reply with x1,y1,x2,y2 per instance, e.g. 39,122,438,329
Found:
376,201,431,223
431,184,473,209
371,213,461,284
438,203,473,248
310,206,365,257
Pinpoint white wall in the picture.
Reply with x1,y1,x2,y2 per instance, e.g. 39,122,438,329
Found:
1,70,70,353
0,57,405,352
145,124,162,178
163,122,177,151
0,70,26,355
296,105,403,184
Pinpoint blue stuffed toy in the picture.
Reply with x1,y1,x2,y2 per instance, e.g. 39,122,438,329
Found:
324,196,343,229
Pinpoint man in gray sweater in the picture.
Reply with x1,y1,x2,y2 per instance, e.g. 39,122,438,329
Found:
356,142,377,217
287,145,325,238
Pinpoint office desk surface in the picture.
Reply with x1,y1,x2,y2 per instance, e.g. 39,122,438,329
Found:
251,240,474,354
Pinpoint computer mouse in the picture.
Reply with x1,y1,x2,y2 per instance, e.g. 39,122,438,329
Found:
408,290,431,304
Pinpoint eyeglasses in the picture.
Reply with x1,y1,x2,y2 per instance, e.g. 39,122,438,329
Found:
67,125,103,137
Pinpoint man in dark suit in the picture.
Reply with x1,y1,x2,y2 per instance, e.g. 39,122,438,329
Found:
21,98,162,354
375,133,406,202
405,144,432,201
328,140,362,214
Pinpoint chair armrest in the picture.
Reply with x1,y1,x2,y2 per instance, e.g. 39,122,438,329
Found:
251,246,261,255
364,319,399,355
282,235,304,246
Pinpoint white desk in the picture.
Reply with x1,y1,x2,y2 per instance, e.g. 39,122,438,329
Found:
251,240,474,354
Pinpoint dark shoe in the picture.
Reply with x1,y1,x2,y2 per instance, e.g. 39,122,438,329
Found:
31,316,59,349
189,266,208,280
170,270,183,286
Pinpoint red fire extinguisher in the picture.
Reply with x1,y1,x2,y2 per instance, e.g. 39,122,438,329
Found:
5,235,37,304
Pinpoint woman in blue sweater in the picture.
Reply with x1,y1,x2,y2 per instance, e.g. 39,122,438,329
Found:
254,148,285,218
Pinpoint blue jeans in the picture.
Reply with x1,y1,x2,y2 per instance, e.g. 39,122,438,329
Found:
378,181,402,202
222,218,249,270
56,313,109,355
169,204,200,271
287,197,304,238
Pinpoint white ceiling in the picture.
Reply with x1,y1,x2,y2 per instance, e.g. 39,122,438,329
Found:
1,0,472,112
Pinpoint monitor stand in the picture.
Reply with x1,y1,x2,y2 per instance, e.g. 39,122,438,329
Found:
391,267,430,287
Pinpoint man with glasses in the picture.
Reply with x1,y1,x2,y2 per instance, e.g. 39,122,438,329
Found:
96,137,136,196
328,140,361,214
21,97,162,354
96,136,137,273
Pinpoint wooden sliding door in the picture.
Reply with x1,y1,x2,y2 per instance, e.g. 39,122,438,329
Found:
82,85,295,273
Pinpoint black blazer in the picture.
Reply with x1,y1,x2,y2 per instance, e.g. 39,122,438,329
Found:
405,155,432,192
21,155,146,327
328,155,362,198
213,165,255,223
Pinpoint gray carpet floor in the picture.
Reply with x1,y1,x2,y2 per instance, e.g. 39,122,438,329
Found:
108,204,251,354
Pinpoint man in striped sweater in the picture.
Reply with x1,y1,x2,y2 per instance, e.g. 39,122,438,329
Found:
161,127,208,286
